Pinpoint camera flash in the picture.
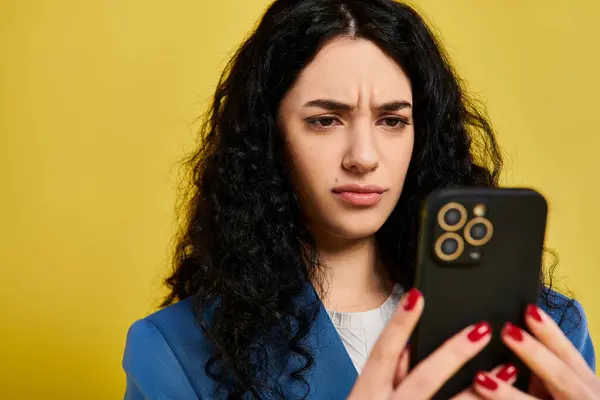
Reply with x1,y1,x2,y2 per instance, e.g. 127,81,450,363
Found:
473,204,486,217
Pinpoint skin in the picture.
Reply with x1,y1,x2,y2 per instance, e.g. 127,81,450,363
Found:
279,37,414,311
349,291,600,399
279,36,600,399
472,305,600,399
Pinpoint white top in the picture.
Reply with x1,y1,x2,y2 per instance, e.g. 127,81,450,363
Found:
326,284,404,374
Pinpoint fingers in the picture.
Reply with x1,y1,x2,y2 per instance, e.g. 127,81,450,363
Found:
451,363,519,400
347,288,423,399
393,347,410,387
392,321,492,400
524,304,596,383
472,371,537,400
528,374,553,400
450,387,482,400
501,320,593,399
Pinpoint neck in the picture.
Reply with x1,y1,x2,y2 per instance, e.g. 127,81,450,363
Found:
313,232,394,312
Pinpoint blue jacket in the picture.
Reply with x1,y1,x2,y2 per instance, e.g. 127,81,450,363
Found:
122,288,596,399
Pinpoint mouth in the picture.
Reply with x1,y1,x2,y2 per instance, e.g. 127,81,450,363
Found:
331,184,387,206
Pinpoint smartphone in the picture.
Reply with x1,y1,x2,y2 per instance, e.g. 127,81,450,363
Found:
410,187,548,398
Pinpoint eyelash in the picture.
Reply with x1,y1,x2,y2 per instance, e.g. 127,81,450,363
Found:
306,116,410,132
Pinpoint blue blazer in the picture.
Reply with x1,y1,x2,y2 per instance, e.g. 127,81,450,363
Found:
123,288,596,399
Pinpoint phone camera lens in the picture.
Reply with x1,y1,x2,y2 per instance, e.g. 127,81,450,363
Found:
444,208,462,227
441,237,459,255
435,232,464,261
470,222,487,240
437,202,467,231
464,217,493,246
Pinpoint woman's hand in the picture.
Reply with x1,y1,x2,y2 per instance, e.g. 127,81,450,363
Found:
471,304,600,399
347,288,517,400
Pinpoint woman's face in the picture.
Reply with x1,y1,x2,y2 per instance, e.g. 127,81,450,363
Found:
279,37,414,241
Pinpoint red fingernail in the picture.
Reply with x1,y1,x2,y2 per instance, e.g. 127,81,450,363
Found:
503,322,524,342
403,288,421,311
496,363,518,381
467,321,492,342
474,372,498,391
526,304,543,322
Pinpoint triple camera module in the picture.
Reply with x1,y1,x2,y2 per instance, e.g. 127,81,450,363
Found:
434,202,494,262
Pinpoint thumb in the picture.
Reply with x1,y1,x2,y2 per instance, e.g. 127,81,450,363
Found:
393,346,410,388
348,289,423,399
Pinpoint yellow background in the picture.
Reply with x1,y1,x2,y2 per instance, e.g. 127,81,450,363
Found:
1,0,598,398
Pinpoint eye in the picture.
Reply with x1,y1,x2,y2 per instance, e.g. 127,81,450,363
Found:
378,117,409,130
307,116,342,130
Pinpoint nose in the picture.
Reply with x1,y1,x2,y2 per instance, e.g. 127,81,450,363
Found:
342,126,379,174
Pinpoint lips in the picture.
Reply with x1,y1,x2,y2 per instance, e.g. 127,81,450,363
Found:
332,184,387,206
332,184,386,194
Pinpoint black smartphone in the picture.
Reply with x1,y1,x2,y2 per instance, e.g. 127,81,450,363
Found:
410,187,548,398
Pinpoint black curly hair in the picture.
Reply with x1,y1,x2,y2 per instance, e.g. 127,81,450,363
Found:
161,0,570,398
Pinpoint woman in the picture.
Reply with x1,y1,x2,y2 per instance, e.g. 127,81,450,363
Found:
122,0,597,398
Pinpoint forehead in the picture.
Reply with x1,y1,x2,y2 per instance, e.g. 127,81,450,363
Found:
287,37,412,103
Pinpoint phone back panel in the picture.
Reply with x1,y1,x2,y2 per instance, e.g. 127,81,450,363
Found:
410,188,547,398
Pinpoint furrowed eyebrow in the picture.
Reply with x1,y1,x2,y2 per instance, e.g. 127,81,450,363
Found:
303,99,412,112
303,99,353,111
377,101,412,112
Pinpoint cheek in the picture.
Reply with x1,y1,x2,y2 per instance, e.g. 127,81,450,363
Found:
285,143,321,200
286,137,341,185
382,133,414,181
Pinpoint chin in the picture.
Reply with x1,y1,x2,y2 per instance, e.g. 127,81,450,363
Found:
327,216,388,241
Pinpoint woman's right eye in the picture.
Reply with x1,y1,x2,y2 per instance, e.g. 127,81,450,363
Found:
307,117,341,130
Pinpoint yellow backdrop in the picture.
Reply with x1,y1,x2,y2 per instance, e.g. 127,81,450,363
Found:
1,0,598,398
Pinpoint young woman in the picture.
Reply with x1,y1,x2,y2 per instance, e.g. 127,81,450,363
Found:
122,0,597,398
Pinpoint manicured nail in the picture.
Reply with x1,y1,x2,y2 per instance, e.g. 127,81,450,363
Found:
503,322,524,342
474,372,498,391
403,288,421,311
467,321,492,342
526,304,543,322
496,363,518,381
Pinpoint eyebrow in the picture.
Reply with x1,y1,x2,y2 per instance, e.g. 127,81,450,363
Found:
303,99,412,112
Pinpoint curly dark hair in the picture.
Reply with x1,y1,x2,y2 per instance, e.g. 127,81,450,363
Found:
161,0,570,398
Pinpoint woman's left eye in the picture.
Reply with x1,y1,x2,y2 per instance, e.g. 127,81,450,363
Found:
379,117,408,129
